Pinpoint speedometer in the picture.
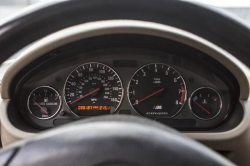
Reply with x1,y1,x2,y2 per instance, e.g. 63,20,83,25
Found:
64,62,123,116
128,63,187,118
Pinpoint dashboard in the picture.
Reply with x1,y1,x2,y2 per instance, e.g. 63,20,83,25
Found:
10,34,241,131
1,1,250,165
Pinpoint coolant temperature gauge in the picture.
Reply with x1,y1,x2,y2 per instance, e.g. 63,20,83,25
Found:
28,86,61,119
189,87,222,120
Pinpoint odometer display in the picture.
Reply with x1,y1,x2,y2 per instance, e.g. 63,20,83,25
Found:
64,62,123,116
128,63,186,118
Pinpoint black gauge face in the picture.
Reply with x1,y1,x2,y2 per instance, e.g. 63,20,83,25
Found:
128,63,187,118
189,87,222,120
28,86,61,119
64,62,123,116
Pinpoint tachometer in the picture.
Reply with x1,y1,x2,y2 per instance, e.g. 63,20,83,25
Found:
128,63,186,118
64,62,123,116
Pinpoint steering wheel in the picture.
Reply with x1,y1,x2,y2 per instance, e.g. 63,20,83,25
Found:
0,115,232,166
1,0,248,165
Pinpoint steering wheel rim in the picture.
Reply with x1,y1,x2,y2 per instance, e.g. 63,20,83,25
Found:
0,115,234,166
0,0,250,68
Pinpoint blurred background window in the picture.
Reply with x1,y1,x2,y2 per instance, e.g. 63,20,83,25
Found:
0,0,250,24
0,0,250,80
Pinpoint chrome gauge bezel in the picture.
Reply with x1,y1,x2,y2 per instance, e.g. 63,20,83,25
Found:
127,63,187,118
27,86,62,120
188,87,222,120
63,62,124,117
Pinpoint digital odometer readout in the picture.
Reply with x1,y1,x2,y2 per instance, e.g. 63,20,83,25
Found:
77,105,111,116
64,62,123,116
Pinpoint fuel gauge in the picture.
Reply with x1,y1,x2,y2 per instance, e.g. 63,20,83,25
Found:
189,87,222,120
27,86,61,119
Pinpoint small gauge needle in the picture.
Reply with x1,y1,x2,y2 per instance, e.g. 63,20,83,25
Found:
32,100,48,114
193,100,211,115
70,88,100,105
133,88,164,105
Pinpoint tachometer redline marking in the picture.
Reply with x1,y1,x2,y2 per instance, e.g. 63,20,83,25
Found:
133,88,164,105
69,88,100,105
180,86,186,104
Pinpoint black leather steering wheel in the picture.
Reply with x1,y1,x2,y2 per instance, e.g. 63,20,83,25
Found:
0,116,233,166
1,0,249,165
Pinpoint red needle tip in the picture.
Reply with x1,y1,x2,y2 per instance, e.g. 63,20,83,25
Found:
133,88,164,105
33,100,48,114
193,100,211,115
70,88,100,105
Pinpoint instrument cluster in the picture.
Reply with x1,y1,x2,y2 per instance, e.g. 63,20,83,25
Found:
17,39,238,131
27,61,224,123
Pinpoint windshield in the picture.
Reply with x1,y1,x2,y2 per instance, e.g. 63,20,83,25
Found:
187,0,250,7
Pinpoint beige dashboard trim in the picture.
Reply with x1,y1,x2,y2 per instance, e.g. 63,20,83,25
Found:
1,20,250,145
0,100,35,146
